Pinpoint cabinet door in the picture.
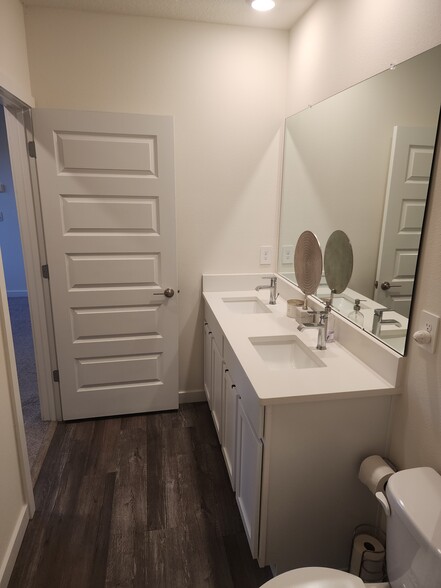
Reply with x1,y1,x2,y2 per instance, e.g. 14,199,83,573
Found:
222,370,238,490
211,338,223,441
204,322,212,408
236,399,263,558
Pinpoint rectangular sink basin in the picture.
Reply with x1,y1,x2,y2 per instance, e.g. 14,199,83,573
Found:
250,335,326,370
222,297,271,314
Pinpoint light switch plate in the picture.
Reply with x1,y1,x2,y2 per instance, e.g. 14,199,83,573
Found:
281,245,294,264
415,310,439,353
260,246,272,265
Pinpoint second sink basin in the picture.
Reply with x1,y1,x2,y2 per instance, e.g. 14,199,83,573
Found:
222,296,271,314
250,335,326,370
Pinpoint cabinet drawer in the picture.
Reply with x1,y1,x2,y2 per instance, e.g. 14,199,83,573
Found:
224,339,263,439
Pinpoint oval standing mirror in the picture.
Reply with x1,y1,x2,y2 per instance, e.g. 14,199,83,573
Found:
294,230,323,308
324,230,354,296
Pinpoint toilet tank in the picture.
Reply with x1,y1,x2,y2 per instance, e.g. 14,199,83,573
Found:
386,467,441,588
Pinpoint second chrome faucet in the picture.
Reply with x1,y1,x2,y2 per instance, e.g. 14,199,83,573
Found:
297,302,331,350
255,276,278,305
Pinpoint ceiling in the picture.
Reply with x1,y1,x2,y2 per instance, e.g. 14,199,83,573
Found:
21,0,315,30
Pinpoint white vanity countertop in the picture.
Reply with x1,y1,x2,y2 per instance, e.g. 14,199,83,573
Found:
203,289,399,405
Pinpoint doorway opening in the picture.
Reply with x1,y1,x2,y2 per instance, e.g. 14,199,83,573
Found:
0,105,55,482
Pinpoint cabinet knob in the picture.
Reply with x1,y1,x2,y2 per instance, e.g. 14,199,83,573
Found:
224,368,229,373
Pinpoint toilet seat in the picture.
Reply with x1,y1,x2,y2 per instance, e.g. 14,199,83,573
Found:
261,567,365,588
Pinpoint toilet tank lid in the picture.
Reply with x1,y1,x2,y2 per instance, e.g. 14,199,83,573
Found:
387,467,441,554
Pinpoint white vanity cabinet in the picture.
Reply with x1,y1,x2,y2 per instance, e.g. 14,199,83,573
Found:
204,311,264,556
203,294,397,575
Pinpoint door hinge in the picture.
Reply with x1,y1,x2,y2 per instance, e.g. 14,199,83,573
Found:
28,140,36,158
53,369,60,383
42,264,49,279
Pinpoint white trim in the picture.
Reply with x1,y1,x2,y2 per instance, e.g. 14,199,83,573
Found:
178,389,205,404
0,250,34,516
0,505,30,588
4,107,60,421
258,405,271,567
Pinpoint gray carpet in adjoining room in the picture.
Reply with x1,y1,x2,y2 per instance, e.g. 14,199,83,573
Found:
8,296,52,476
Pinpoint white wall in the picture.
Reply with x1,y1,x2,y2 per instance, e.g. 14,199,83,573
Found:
24,7,288,392
0,0,34,106
288,0,441,470
0,108,27,297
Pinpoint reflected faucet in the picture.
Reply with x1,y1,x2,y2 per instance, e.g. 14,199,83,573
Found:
297,303,331,350
255,276,278,305
372,308,402,337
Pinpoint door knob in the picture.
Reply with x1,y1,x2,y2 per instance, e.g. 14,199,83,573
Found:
380,281,402,291
153,288,175,298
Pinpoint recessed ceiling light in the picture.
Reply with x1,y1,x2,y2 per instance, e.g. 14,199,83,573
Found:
250,0,276,12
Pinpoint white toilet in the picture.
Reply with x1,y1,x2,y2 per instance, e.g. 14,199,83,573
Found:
261,467,441,588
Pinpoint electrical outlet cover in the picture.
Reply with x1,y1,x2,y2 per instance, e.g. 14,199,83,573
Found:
416,310,439,353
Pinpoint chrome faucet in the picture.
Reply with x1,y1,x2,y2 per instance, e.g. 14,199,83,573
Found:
297,303,331,350
372,308,402,336
255,276,278,305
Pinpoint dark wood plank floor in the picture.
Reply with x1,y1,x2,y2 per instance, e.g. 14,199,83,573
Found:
10,402,273,588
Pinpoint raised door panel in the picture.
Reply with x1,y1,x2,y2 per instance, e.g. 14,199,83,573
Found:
236,399,263,558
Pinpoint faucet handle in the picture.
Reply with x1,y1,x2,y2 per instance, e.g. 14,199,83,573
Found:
318,309,329,324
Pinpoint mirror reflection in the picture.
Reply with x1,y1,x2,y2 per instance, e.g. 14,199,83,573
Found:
278,44,441,354
324,230,353,296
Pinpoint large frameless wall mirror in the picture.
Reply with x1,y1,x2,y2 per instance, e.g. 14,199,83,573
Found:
278,44,441,355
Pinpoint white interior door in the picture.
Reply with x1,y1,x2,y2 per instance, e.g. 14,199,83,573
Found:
32,109,178,420
375,126,436,315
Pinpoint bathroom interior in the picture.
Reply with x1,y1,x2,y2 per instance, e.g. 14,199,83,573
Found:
1,0,441,587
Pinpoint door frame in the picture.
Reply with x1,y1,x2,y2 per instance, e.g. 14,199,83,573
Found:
1,89,60,422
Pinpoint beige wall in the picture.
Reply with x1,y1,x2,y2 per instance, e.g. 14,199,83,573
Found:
0,1,32,582
0,0,33,106
287,0,441,115
288,0,441,470
24,7,288,393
